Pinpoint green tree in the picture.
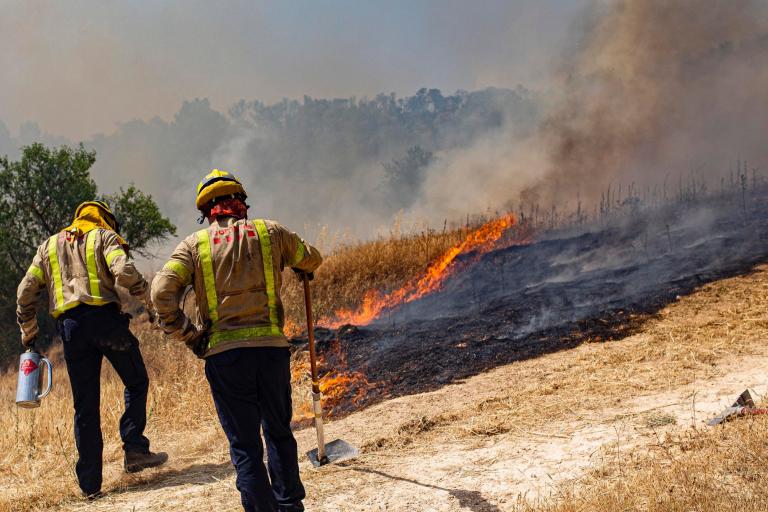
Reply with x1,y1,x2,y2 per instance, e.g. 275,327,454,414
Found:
103,185,176,258
0,143,175,361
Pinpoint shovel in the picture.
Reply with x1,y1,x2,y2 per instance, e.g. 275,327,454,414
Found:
708,388,767,426
300,272,358,467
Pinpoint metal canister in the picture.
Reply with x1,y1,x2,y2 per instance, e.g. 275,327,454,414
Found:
15,351,53,408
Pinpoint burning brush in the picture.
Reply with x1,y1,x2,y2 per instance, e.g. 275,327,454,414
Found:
322,213,528,328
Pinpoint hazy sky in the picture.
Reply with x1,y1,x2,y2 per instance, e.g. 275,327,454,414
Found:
0,0,586,139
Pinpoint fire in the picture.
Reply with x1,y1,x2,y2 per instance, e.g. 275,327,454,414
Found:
319,370,371,409
283,318,300,337
291,213,527,420
323,213,523,328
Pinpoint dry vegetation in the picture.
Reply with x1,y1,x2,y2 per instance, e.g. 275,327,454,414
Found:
0,223,479,511
526,417,768,512
0,216,766,511
281,220,483,328
296,264,768,511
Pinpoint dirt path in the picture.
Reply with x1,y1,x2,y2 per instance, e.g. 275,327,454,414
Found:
50,343,768,512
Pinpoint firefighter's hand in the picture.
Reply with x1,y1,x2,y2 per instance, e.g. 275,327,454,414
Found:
185,331,209,359
22,335,36,351
178,318,209,359
292,268,314,281
142,299,158,324
21,324,39,349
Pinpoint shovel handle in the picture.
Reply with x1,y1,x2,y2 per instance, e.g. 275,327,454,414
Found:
303,275,321,394
303,274,328,461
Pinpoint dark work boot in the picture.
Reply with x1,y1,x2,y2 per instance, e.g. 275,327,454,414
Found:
124,450,168,473
82,491,104,501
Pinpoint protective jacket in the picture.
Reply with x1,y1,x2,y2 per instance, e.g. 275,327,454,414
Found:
151,217,322,356
17,228,148,341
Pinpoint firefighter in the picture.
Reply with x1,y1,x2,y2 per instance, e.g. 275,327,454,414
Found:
16,201,168,498
151,170,321,512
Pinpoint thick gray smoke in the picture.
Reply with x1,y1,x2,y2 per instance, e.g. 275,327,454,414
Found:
0,90,540,258
2,1,766,254
526,0,768,206
413,0,768,221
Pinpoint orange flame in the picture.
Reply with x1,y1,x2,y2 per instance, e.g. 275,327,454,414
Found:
323,214,522,328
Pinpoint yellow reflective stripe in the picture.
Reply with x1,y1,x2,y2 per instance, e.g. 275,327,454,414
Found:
51,300,83,319
27,264,44,284
105,248,126,267
85,231,102,299
292,239,306,266
47,234,65,312
208,326,281,349
254,220,281,336
163,260,191,285
197,228,219,324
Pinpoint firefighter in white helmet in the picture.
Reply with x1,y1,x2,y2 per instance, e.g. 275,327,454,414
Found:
152,170,322,512
16,201,168,499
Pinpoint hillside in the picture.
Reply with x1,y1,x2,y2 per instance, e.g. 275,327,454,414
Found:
29,264,768,511
1,188,767,511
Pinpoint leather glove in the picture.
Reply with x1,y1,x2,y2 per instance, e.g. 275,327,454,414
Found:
177,318,210,359
292,268,314,281
21,322,39,349
141,298,158,324
185,330,209,359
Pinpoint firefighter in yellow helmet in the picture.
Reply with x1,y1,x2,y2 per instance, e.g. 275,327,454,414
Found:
152,169,322,512
16,201,168,499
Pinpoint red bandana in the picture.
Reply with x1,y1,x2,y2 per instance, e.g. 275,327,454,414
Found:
208,198,248,222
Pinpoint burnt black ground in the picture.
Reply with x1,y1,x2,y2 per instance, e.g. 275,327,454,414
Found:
292,190,768,416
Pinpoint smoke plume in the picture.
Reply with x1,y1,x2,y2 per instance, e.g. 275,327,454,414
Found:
414,0,768,221
532,0,768,206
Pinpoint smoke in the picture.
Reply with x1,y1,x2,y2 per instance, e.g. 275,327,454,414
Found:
3,1,767,251
412,0,768,221
531,0,768,205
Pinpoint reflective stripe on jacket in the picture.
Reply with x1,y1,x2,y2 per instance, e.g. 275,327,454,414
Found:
16,228,148,339
151,218,322,356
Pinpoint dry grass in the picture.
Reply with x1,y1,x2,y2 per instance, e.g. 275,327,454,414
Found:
0,219,766,511
346,264,768,458
0,223,477,511
280,224,478,327
523,416,768,512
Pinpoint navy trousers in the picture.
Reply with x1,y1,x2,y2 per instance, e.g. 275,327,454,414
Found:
205,347,305,512
57,304,150,495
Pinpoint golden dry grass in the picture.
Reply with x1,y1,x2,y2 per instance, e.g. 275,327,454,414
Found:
522,416,768,511
280,224,476,327
287,264,768,511
0,224,476,511
0,222,766,511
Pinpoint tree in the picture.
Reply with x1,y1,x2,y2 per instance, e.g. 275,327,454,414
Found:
103,185,176,258
382,145,434,210
0,143,176,361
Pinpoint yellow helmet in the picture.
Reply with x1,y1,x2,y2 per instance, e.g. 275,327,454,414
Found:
74,200,119,232
196,169,247,210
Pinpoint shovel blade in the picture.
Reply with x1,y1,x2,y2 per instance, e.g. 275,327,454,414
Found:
708,406,744,426
306,439,358,467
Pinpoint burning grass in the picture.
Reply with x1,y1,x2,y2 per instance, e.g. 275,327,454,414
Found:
0,219,502,511
0,203,766,510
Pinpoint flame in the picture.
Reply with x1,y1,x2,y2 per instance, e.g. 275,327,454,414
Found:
322,214,523,328
283,318,300,337
319,370,371,409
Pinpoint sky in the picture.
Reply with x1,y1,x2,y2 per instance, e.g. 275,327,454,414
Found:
0,0,586,139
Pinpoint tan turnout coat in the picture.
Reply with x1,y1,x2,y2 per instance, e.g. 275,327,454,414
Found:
17,229,148,340
151,217,322,356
